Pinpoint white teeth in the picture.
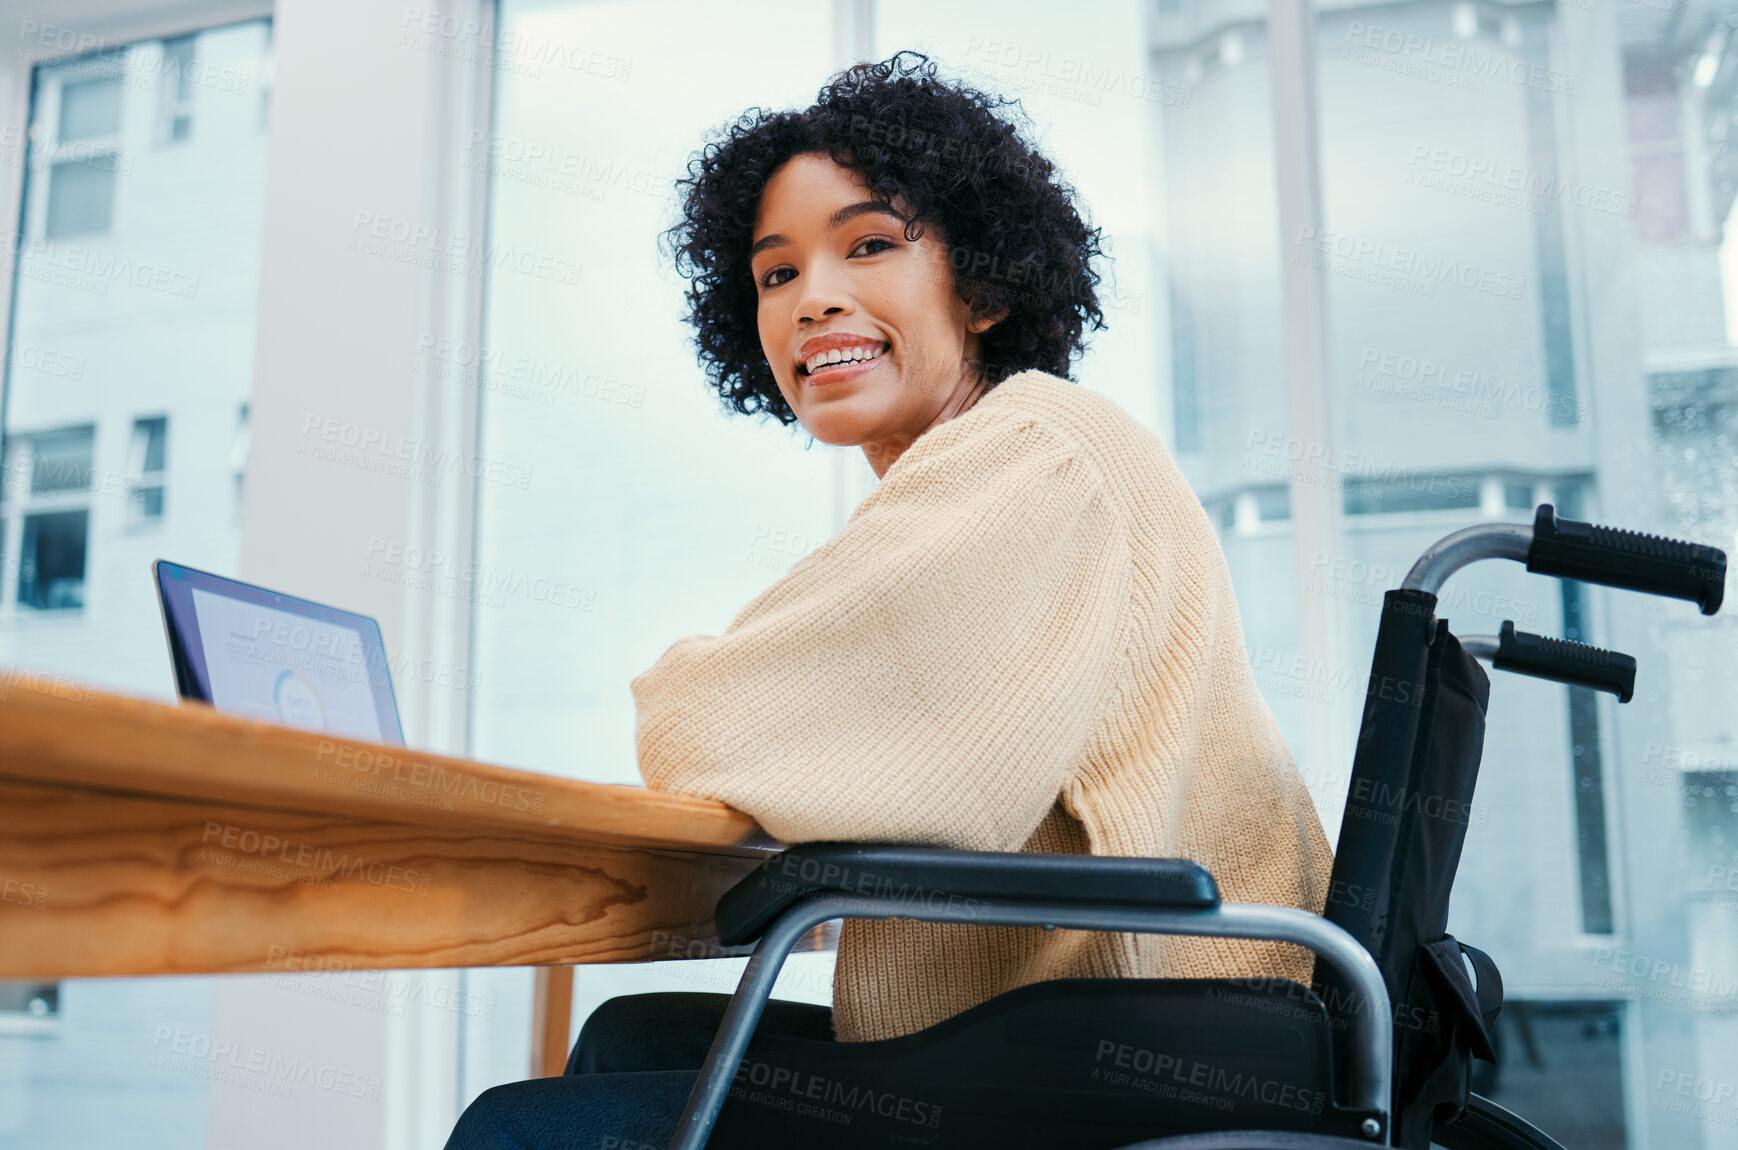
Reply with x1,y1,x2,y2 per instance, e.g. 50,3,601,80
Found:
804,343,885,375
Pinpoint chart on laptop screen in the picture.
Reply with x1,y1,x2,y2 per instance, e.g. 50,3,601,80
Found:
190,587,385,741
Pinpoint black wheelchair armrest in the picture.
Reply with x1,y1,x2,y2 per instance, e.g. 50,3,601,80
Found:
714,842,1221,947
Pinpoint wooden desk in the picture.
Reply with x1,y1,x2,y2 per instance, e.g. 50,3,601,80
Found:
0,668,785,993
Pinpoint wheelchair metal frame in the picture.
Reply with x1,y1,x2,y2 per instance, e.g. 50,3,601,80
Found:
666,895,1395,1150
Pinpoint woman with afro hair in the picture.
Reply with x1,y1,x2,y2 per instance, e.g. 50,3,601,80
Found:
446,50,1331,1149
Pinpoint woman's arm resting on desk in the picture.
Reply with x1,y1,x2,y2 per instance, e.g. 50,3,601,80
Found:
632,414,1132,851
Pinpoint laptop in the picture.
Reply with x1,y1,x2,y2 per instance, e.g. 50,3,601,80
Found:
154,559,405,745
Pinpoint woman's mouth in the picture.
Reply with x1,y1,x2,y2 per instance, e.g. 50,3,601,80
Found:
800,342,889,386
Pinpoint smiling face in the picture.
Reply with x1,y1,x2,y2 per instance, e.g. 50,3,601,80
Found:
750,151,1002,478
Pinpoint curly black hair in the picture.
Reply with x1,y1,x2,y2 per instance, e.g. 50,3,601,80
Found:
659,50,1110,426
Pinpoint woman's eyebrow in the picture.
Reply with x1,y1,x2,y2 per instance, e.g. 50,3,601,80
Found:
750,201,906,258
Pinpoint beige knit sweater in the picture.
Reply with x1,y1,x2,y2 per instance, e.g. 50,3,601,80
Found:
632,368,1334,1043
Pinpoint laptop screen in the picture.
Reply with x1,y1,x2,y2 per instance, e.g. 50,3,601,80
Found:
155,560,404,745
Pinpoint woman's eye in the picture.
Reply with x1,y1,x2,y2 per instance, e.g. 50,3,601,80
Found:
758,240,893,289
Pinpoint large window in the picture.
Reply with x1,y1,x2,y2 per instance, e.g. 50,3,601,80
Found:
0,18,272,1148
45,68,125,238
456,0,851,1103
457,0,1736,1145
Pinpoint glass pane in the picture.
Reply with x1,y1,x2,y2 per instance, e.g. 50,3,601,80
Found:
463,0,848,1104
1133,5,1328,811
18,508,87,608
455,2,1736,1145
44,157,116,236
1471,1000,1626,1149
1314,0,1738,1142
466,0,1296,1117
57,74,122,141
20,425,94,493
133,416,168,474
134,485,165,521
0,19,272,1146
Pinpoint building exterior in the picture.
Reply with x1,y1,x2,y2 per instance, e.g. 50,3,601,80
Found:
0,20,270,1149
1149,2,1738,1144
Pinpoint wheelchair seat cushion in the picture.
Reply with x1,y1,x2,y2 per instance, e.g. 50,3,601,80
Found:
1112,1132,1379,1148
715,843,1220,946
702,976,1380,1149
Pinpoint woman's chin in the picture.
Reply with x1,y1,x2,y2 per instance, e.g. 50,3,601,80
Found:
800,423,868,449
794,404,881,449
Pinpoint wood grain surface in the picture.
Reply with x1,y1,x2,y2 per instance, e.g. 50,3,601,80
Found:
0,672,771,852
0,778,769,978
0,674,802,980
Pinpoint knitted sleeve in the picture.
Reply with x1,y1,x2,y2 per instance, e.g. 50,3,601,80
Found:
631,411,1132,851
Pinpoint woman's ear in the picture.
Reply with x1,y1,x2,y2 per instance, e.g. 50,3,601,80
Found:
969,306,1011,334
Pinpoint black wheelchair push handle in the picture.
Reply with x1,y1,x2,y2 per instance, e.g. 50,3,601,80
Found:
1462,621,1637,703
1526,504,1726,615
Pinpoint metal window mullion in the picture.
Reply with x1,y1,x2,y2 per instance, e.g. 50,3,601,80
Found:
1266,0,1352,803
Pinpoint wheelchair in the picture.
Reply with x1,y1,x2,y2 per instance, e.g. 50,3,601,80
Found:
659,504,1728,1150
